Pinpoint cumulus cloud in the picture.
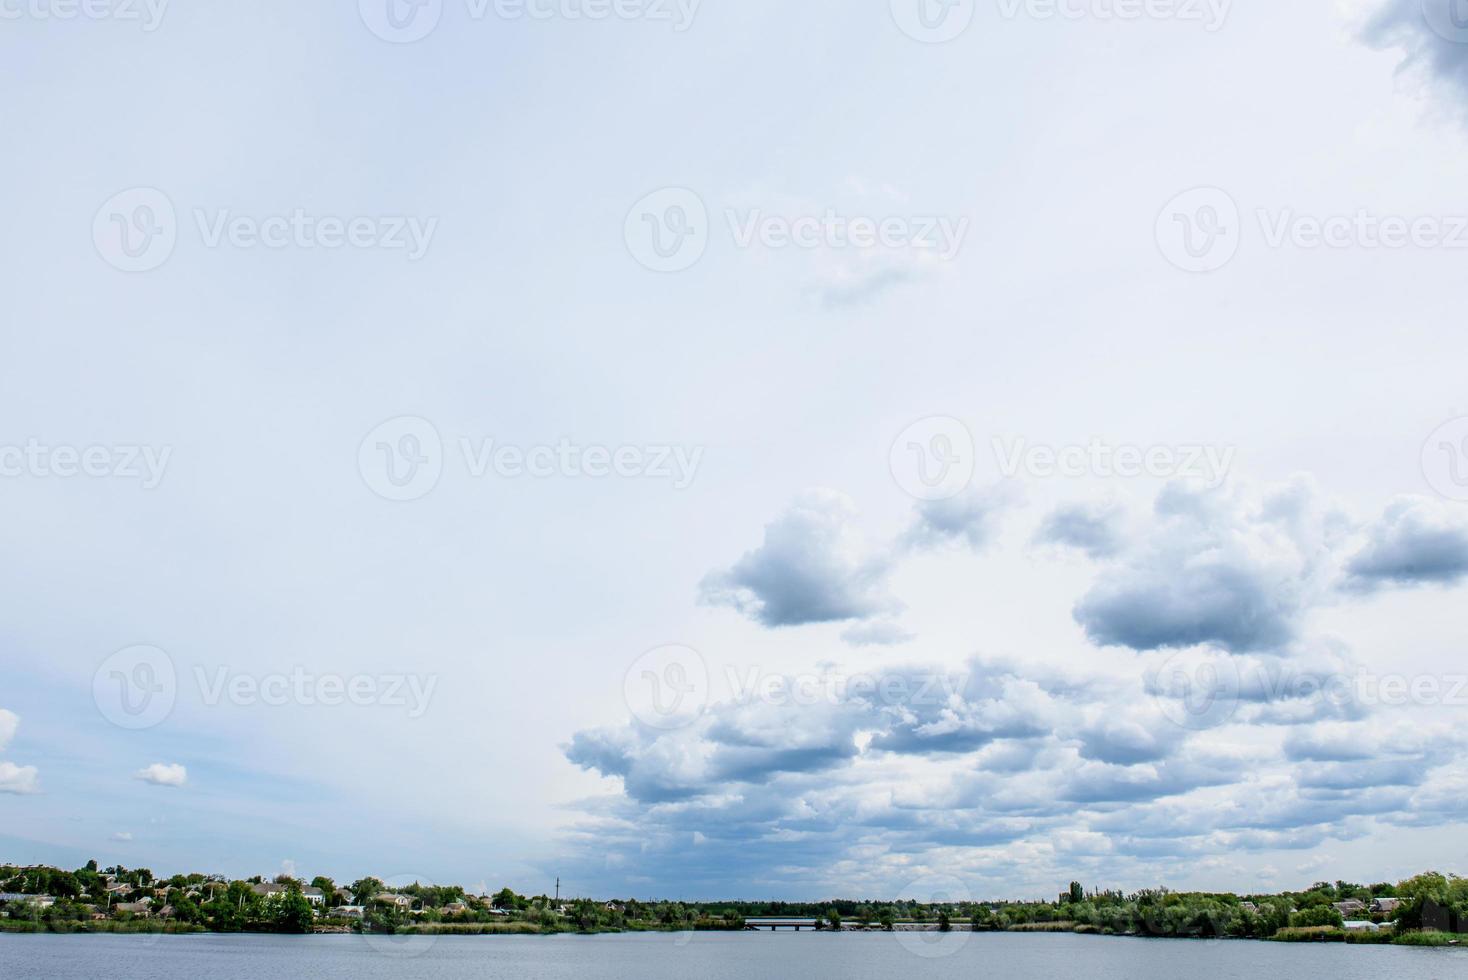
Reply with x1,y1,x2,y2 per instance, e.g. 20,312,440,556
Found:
1072,480,1345,653
0,761,40,795
0,710,38,795
903,484,1020,553
1363,0,1468,116
698,490,900,627
134,762,188,788
1344,497,1468,591
111,831,133,842
1033,500,1127,559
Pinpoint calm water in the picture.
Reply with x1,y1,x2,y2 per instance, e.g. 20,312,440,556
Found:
3,930,1467,980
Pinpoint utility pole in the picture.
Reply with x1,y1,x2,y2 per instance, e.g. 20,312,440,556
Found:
555,877,560,904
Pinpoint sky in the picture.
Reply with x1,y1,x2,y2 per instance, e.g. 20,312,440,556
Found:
3,0,1468,902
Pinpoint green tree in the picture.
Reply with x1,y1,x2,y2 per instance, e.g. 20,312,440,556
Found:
1290,905,1344,929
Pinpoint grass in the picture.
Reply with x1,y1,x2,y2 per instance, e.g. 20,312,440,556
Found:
0,920,204,934
1006,921,1078,932
1393,930,1468,946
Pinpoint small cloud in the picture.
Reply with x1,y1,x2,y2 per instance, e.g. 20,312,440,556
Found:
840,620,916,648
134,763,188,788
1033,500,1127,559
0,709,17,751
0,761,40,795
904,483,1021,553
111,831,133,842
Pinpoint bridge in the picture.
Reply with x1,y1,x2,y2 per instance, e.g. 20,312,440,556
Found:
744,917,823,931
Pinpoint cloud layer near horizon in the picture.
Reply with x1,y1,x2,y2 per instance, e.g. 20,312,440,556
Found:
565,478,1468,896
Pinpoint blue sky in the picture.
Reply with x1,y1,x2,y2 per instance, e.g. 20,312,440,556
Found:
4,0,1468,901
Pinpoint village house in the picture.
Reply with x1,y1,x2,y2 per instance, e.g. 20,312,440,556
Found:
0,893,55,909
1370,897,1401,915
249,882,326,906
113,901,152,917
1332,899,1368,917
374,893,413,910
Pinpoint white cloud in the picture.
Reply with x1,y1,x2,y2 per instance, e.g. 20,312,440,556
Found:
134,763,188,788
0,761,39,795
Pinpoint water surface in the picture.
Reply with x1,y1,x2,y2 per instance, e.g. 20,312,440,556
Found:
3,930,1465,980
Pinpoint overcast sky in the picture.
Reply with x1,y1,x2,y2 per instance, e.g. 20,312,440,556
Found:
3,0,1468,902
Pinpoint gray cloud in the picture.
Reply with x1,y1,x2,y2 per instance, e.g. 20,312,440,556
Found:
1364,0,1468,115
904,484,1020,553
698,490,900,627
1344,497,1468,590
1033,500,1127,559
